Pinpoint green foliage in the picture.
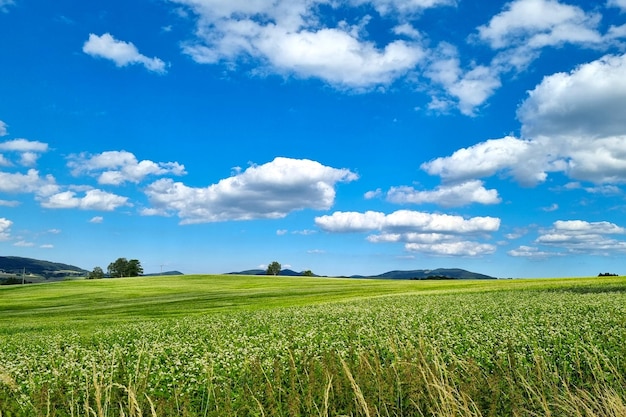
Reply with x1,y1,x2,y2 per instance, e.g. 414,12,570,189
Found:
302,269,314,277
266,261,281,276
87,266,104,280
107,258,143,278
0,256,86,278
1,276,625,415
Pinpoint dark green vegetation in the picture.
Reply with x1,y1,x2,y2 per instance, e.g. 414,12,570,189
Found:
1,275,625,416
0,256,86,282
227,267,494,279
106,257,144,278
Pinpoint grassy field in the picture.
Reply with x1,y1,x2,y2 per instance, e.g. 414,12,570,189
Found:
1,275,625,416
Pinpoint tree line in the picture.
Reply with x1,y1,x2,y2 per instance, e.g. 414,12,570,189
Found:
88,258,143,279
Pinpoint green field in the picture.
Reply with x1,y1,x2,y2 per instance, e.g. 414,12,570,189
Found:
1,275,625,416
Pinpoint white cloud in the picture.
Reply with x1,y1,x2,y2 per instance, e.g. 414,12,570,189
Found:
0,120,7,136
0,139,49,167
392,23,422,39
507,245,559,258
405,241,497,256
90,216,104,224
386,180,500,207
173,0,432,88
13,240,34,247
307,249,325,254
68,151,186,185
0,169,59,196
541,203,559,212
607,0,626,11
144,157,358,224
422,52,626,187
0,138,48,153
316,209,500,233
356,0,455,15
424,43,502,115
477,0,603,50
83,33,167,73
534,220,626,255
19,152,40,167
40,189,130,211
315,209,499,257
421,0,622,116
0,199,19,207
518,53,626,184
40,244,54,249
519,54,626,139
421,136,547,186
0,217,12,241
364,188,382,199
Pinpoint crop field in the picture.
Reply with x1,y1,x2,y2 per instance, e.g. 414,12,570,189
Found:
1,275,625,416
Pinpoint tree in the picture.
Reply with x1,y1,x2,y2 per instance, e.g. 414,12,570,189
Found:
107,258,143,278
87,266,105,279
302,270,314,277
266,261,281,276
127,259,143,277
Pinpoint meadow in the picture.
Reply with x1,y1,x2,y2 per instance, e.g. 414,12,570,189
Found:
0,274,625,416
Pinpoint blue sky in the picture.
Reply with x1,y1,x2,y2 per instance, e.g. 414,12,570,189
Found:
1,0,626,277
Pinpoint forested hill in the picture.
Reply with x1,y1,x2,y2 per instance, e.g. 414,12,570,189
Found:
227,268,495,279
0,256,87,276
370,268,496,280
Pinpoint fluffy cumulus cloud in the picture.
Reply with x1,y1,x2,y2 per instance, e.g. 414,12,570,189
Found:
170,0,624,114
0,217,12,241
40,189,130,211
315,209,500,256
424,43,502,116
386,180,500,207
0,169,58,196
172,0,432,88
421,136,548,186
68,151,186,185
0,138,49,167
83,33,167,73
477,0,603,50
530,220,626,255
143,157,358,224
423,0,623,115
422,52,626,186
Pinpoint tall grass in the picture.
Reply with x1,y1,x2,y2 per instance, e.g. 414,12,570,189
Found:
1,276,625,416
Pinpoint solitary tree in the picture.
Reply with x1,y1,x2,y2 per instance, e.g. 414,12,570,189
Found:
107,258,143,278
302,270,314,277
266,261,281,276
87,266,105,279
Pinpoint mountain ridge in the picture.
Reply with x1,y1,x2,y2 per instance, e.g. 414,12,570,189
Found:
0,256,87,280
226,267,496,279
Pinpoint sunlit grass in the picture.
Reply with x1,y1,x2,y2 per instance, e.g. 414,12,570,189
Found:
1,275,625,415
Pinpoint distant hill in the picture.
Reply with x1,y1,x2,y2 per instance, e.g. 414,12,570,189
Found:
143,271,184,277
369,268,495,280
226,269,319,277
227,267,494,279
0,256,87,278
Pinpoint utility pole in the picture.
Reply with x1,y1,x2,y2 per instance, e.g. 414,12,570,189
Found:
22,267,25,285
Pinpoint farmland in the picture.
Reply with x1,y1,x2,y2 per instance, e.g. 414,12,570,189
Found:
1,275,625,416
